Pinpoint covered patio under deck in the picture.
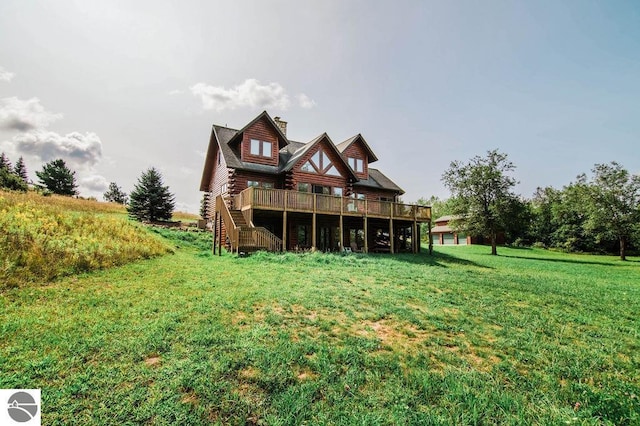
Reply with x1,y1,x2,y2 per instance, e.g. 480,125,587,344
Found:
234,187,431,254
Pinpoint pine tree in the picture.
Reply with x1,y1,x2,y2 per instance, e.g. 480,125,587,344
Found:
127,167,175,222
14,156,28,183
36,158,78,196
0,152,27,191
103,182,128,204
0,152,12,172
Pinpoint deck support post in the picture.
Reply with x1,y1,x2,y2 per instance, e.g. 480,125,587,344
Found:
363,216,368,253
212,212,217,255
413,220,418,254
312,213,317,250
218,212,222,256
282,211,288,252
389,218,394,254
339,201,344,252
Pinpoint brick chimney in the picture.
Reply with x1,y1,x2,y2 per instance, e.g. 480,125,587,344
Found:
273,116,287,136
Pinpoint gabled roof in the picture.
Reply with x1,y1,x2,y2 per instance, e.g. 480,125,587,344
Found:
354,168,405,194
434,215,460,223
281,133,358,181
227,110,288,149
336,134,379,163
201,112,403,194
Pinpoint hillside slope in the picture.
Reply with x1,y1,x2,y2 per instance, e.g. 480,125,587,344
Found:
0,190,171,289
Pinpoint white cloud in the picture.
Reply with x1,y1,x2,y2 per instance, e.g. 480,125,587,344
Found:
12,130,103,167
0,97,63,131
0,66,14,82
80,174,109,192
190,79,292,111
297,93,316,109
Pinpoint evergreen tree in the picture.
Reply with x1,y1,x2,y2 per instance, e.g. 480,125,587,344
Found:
127,167,175,222
0,152,12,172
14,156,28,183
0,153,27,191
36,158,78,196
103,182,128,204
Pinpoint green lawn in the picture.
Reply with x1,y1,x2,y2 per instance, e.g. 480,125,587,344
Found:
1,232,639,425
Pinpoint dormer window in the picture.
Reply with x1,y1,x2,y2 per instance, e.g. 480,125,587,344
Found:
348,157,364,173
250,139,272,157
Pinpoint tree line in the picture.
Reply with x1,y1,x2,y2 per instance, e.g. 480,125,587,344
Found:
0,153,175,223
423,150,640,260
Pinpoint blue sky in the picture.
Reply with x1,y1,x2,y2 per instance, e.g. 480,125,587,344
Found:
1,1,638,212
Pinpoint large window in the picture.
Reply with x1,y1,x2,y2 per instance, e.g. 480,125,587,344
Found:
250,139,273,157
300,148,342,177
313,185,331,195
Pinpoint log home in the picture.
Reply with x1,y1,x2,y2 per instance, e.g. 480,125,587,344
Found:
200,111,431,254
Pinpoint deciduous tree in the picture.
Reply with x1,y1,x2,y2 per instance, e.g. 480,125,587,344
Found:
584,162,640,260
442,149,518,255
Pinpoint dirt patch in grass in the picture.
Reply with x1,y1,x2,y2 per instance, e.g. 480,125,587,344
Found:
144,355,161,367
238,366,260,380
181,391,199,405
354,319,430,352
293,365,318,381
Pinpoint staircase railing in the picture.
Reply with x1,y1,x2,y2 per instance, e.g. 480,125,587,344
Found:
236,227,283,253
216,195,283,253
216,195,239,251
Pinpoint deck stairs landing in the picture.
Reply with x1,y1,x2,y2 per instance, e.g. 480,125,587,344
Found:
215,195,283,254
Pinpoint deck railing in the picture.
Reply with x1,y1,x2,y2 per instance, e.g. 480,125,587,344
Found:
238,227,283,252
234,187,431,221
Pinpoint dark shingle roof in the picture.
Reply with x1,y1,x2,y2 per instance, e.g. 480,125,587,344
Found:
200,111,402,195
354,168,404,194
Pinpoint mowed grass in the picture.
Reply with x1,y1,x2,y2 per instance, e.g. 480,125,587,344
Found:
1,232,639,425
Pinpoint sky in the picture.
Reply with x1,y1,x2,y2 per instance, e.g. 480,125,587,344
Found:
1,1,639,213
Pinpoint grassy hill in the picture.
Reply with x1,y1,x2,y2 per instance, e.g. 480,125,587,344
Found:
1,227,638,424
0,190,171,289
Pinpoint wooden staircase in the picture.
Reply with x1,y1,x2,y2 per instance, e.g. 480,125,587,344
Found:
215,195,283,254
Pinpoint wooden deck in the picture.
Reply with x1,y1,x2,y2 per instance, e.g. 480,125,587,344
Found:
233,187,431,222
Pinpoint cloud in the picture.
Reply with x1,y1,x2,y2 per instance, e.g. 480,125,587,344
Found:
0,97,63,131
12,130,103,167
168,89,185,95
297,94,316,109
0,66,14,82
190,79,292,111
80,174,109,192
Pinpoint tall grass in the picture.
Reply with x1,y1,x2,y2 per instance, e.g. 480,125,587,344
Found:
0,190,171,289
